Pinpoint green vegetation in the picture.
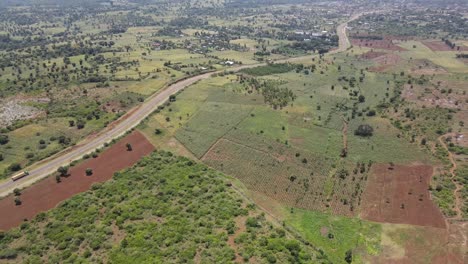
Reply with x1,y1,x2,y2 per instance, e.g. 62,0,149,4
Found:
1,1,468,263
0,151,324,263
240,63,296,76
456,166,468,217
175,102,253,158
285,208,381,264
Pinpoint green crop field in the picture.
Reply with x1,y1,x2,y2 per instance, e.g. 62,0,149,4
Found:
176,102,253,158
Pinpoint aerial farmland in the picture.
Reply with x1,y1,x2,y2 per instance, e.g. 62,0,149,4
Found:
0,0,466,263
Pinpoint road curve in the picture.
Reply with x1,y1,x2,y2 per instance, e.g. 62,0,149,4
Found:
0,13,361,198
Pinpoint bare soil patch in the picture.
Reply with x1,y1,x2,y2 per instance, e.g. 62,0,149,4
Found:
351,37,407,51
360,164,446,228
401,84,464,109
367,225,460,264
0,98,46,128
369,53,402,72
0,131,155,231
409,59,449,75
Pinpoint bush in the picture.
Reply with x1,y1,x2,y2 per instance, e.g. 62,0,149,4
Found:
358,95,365,103
0,249,17,259
354,124,374,137
57,166,69,176
0,134,9,145
246,217,259,228
8,163,21,172
76,119,86,129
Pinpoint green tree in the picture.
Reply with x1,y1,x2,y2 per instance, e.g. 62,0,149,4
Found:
358,95,365,103
0,134,9,145
57,166,69,176
76,119,86,129
8,163,21,172
354,124,374,137
85,168,93,176
345,250,352,263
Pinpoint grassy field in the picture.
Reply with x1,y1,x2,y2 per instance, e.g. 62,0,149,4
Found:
285,208,382,264
0,116,114,176
398,41,468,73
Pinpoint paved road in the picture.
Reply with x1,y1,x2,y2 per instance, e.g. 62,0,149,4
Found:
0,13,361,198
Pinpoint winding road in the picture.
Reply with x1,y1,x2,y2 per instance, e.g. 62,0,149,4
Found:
0,13,360,198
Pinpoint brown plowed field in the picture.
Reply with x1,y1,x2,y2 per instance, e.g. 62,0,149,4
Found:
360,164,446,229
0,131,154,231
351,38,406,51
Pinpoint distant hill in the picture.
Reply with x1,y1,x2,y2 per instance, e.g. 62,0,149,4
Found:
0,0,109,8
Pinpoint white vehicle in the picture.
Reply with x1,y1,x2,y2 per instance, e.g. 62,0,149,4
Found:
11,171,29,181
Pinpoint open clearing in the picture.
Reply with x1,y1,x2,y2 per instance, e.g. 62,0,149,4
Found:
360,164,446,228
0,131,154,230
350,37,407,51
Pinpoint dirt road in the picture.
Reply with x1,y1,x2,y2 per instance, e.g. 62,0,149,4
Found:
0,13,362,198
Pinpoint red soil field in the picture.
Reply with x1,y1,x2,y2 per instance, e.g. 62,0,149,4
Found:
423,41,468,52
351,37,407,51
360,164,446,229
0,131,155,231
